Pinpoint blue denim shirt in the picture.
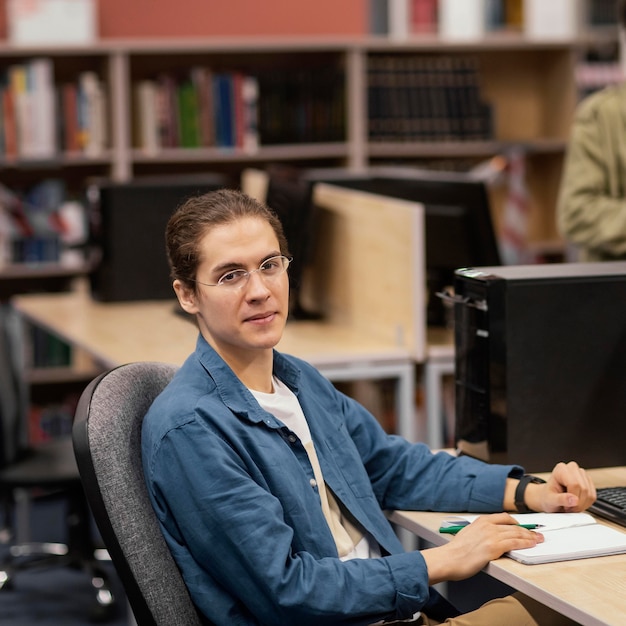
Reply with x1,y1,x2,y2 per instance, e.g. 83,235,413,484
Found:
142,335,522,625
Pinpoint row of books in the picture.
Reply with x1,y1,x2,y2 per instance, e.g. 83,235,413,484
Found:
0,179,87,266
389,0,595,40
409,0,525,36
367,55,494,142
133,66,346,152
589,0,619,25
0,58,107,160
256,68,345,145
29,402,73,444
133,67,260,153
29,324,72,369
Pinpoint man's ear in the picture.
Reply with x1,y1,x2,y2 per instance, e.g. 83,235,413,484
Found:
173,279,199,315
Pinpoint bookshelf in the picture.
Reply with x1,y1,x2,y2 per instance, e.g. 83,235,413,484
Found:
0,27,618,256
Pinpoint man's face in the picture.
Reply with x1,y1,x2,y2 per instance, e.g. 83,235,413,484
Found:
175,216,289,367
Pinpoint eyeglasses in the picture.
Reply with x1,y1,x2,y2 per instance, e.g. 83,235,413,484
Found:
192,255,292,290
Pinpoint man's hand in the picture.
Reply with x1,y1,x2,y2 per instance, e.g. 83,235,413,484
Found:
522,461,596,513
422,513,543,584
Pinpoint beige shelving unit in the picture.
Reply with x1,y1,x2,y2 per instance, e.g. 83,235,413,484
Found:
0,30,618,252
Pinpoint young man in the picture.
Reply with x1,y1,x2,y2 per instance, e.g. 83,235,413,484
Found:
142,188,595,625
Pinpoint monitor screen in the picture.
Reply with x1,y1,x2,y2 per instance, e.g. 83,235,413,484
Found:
89,174,228,302
307,169,501,326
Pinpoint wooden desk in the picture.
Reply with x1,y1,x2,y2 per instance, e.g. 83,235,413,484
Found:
390,466,626,626
11,287,418,441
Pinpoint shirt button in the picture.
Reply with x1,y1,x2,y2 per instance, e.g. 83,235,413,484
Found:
288,434,297,443
309,478,317,488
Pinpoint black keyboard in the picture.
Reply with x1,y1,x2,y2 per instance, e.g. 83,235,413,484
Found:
589,486,626,527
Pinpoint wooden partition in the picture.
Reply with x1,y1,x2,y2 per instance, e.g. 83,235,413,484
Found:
241,169,427,361
310,183,426,360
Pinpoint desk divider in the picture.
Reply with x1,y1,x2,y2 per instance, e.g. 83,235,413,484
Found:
310,183,426,362
241,169,427,362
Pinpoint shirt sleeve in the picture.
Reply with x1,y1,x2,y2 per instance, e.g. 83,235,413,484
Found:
336,390,521,513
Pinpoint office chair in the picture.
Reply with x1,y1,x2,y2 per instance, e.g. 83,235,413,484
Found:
0,303,115,621
72,361,204,626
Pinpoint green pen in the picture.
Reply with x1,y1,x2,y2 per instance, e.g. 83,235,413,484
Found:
439,523,543,535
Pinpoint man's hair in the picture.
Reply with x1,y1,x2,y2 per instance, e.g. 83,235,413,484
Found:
620,0,626,30
165,188,290,289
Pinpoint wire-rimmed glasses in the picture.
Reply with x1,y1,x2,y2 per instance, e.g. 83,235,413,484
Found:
192,255,291,291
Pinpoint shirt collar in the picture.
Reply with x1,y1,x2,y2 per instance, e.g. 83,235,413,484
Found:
193,334,302,420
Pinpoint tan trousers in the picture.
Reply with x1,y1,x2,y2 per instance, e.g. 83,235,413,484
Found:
424,593,580,626
388,593,581,626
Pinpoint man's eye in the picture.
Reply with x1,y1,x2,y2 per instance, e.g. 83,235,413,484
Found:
261,259,279,271
220,270,245,284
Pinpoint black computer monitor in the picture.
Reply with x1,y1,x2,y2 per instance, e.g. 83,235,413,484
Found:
307,168,501,326
88,174,228,302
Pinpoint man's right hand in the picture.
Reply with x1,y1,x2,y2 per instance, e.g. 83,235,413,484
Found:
421,512,544,584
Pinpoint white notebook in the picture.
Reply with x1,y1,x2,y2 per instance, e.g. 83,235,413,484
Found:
447,512,626,565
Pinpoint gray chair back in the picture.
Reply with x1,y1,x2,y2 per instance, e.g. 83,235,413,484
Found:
73,362,203,626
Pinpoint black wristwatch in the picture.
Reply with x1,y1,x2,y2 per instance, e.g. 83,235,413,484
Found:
514,474,547,513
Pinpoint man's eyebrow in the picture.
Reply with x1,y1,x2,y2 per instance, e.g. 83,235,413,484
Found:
211,251,281,274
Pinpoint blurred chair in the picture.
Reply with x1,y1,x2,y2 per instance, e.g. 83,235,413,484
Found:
72,361,204,626
0,302,115,621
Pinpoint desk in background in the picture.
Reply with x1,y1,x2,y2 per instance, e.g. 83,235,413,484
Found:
12,287,417,441
391,466,626,626
424,327,455,449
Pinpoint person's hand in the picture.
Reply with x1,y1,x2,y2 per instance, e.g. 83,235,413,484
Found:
421,513,543,584
525,461,596,513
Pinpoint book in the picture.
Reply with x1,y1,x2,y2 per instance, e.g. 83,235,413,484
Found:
78,71,107,157
134,79,160,155
523,0,581,40
443,512,626,565
388,0,410,40
26,58,57,159
439,0,486,40
240,75,259,153
411,0,437,35
190,65,215,147
61,82,80,152
213,72,235,148
177,78,201,148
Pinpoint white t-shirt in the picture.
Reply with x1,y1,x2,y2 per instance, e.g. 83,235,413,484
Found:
251,377,381,560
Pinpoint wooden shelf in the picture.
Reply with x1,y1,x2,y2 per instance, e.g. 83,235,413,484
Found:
27,365,104,386
0,29,616,245
368,138,567,159
0,262,91,300
131,142,350,163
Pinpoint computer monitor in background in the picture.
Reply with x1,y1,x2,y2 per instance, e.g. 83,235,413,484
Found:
306,168,501,327
88,174,228,302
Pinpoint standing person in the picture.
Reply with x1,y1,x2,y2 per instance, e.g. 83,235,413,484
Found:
557,1,626,261
142,188,595,625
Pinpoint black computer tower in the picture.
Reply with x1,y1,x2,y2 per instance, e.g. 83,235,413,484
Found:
88,175,227,302
454,262,626,472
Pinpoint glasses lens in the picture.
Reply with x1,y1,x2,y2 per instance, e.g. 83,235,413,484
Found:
217,269,248,287
260,256,290,276
215,256,290,289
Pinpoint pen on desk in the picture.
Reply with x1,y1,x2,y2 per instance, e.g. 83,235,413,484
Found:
439,523,543,535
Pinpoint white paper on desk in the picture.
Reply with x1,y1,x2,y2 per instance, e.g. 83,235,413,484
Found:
508,513,626,565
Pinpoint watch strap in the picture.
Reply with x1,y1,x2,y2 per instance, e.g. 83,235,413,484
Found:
514,474,546,513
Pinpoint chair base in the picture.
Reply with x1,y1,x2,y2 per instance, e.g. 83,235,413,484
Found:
0,485,118,622
0,541,117,622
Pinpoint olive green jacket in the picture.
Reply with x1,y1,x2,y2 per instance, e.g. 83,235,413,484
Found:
557,83,626,261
